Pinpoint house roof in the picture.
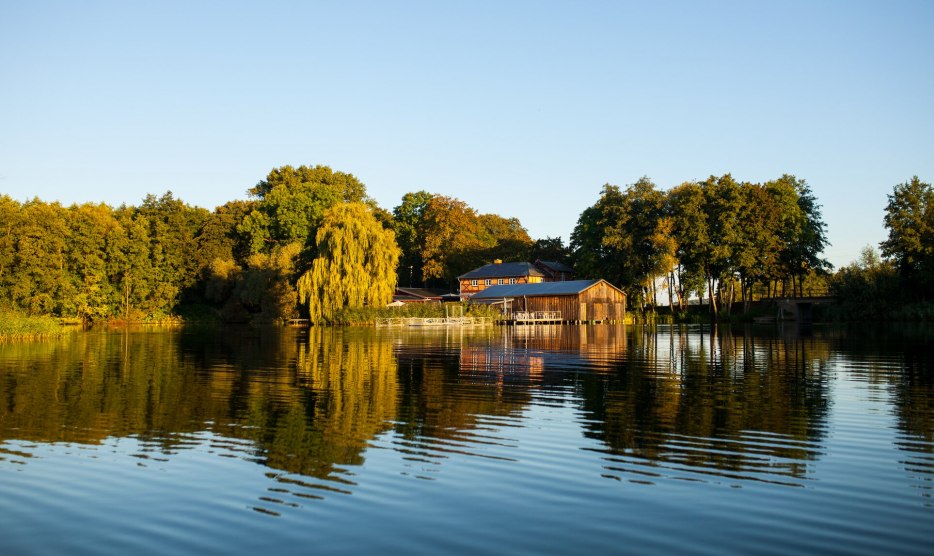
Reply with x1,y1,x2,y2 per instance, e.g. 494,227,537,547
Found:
458,262,546,280
395,287,450,299
469,279,623,299
535,260,575,274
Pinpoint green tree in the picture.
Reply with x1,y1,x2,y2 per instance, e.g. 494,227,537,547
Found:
392,190,433,287
620,177,668,309
65,203,120,322
0,196,22,308
9,200,71,315
571,184,628,288
777,175,831,296
829,246,899,319
297,203,401,324
111,208,154,319
476,213,533,263
571,178,669,310
197,200,255,268
668,181,709,311
137,192,209,313
241,165,372,252
528,236,572,264
235,243,301,322
702,174,745,314
881,176,934,295
731,182,786,309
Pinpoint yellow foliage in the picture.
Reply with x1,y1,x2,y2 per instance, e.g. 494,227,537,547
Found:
297,203,401,323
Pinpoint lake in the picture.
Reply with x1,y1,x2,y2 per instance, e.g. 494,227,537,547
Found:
1,324,932,555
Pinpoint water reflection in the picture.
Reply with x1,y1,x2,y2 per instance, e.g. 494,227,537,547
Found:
830,324,934,505
1,324,932,507
577,325,831,487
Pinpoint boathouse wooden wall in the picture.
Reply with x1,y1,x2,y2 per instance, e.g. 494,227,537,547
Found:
517,282,626,322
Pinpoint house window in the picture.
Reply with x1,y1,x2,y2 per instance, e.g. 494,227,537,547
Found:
470,280,478,287
484,279,492,286
498,279,505,285
509,278,516,284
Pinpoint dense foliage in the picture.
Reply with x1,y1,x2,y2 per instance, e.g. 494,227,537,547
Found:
0,165,543,324
571,174,831,315
394,193,535,288
828,177,934,320
3,163,888,324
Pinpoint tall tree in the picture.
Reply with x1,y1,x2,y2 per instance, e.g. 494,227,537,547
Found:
777,175,831,296
111,208,155,319
0,196,22,307
668,181,709,311
418,195,483,287
571,178,669,310
881,176,934,295
528,236,572,264
10,200,71,315
571,184,628,287
137,192,209,310
476,213,533,263
392,190,433,287
65,203,120,322
620,177,668,309
297,203,401,324
241,165,372,252
702,174,745,313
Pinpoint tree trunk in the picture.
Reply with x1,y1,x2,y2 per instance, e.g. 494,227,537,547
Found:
708,276,718,319
725,279,734,315
668,271,676,314
742,276,751,313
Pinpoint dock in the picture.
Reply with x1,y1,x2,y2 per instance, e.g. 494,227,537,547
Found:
508,311,563,324
375,316,494,327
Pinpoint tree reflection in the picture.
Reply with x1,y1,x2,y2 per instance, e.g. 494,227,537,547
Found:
832,324,934,503
577,324,831,484
0,327,400,483
2,323,932,499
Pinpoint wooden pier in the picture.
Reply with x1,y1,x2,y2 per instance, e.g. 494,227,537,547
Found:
509,311,563,324
374,316,494,328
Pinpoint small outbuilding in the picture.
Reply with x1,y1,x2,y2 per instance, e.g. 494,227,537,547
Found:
469,279,626,323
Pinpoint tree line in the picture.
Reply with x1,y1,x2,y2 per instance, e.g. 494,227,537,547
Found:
571,174,830,315
5,162,926,323
829,176,934,319
0,165,563,324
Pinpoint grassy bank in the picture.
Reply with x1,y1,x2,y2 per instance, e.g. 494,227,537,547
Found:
0,311,68,341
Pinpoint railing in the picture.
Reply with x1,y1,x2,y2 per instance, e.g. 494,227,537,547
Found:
375,316,493,327
513,311,562,322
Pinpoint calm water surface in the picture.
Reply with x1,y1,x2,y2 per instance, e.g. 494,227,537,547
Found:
1,324,932,554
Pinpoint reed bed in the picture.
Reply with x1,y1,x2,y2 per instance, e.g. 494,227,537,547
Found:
0,312,67,341
333,303,504,326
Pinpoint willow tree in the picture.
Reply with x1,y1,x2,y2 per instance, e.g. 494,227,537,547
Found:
297,203,400,324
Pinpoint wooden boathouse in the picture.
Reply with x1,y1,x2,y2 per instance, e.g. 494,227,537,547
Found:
468,279,626,323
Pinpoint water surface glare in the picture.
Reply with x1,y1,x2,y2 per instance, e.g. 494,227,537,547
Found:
1,324,932,554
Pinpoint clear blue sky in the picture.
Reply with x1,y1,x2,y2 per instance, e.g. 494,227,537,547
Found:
2,0,932,268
